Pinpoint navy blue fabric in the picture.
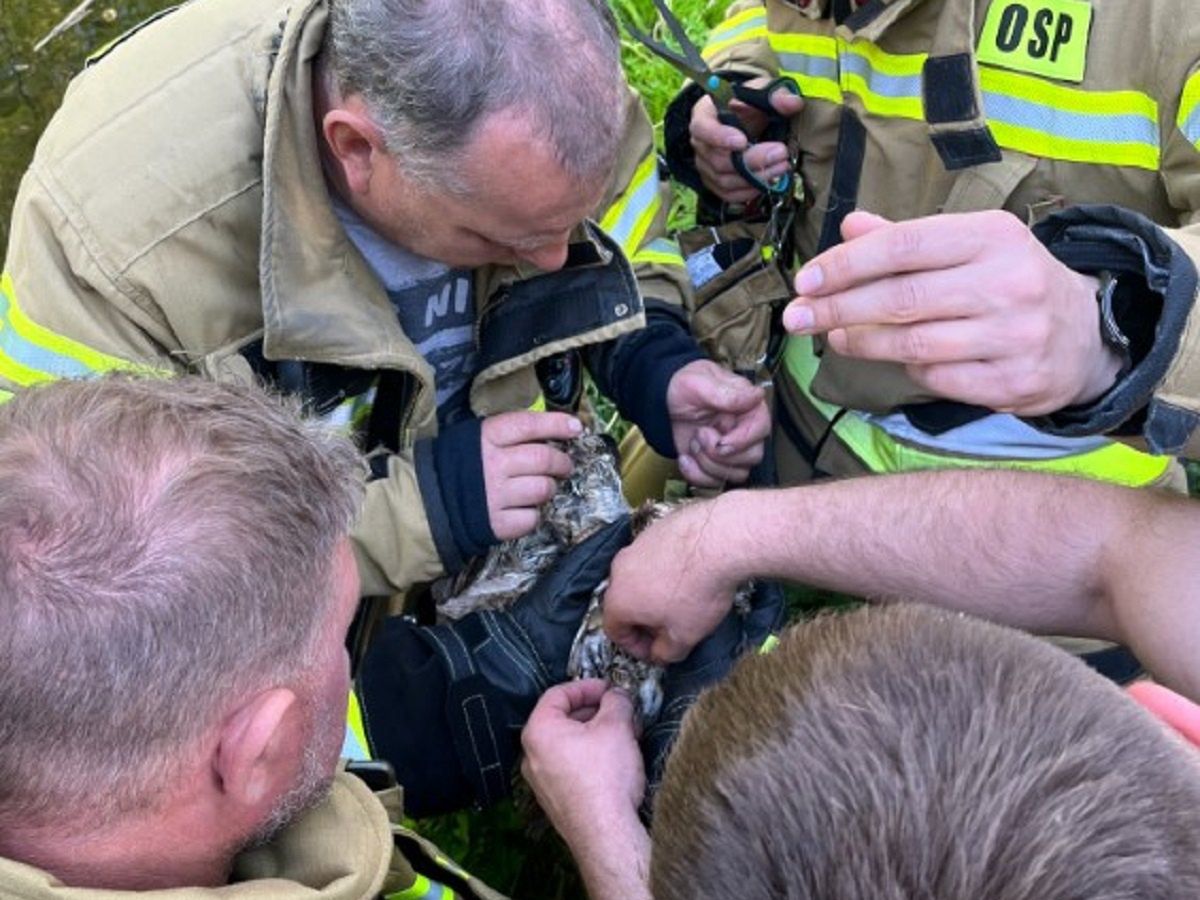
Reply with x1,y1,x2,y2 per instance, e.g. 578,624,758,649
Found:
1030,205,1198,452
595,317,705,457
415,417,496,573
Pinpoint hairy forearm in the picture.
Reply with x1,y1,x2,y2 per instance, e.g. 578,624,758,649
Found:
568,810,652,900
709,471,1200,696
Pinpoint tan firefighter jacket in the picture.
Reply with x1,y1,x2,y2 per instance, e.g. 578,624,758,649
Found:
0,771,507,900
669,0,1200,478
1,0,691,595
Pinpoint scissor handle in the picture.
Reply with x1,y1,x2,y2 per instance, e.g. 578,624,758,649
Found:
724,77,801,196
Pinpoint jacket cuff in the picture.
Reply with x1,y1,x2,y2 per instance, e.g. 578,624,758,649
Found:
1029,205,1198,451
605,310,706,458
414,418,496,574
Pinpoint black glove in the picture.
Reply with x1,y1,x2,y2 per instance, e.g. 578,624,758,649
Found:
640,579,786,816
358,516,632,817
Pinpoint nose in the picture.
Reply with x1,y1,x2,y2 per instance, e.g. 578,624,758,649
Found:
518,238,571,272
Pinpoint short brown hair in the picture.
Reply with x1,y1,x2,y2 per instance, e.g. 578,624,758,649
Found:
0,375,364,831
651,604,1200,899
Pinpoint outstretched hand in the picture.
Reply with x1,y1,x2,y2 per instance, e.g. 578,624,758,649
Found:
782,210,1125,416
667,359,770,488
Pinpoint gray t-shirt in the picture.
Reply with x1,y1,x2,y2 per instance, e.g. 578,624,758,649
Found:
333,199,479,427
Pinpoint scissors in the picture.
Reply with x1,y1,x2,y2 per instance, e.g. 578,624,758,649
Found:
622,0,800,196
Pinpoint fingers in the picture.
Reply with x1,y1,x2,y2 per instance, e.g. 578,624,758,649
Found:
690,95,750,152
790,213,1007,301
785,266,982,336
1127,681,1200,749
695,140,792,202
680,431,764,486
649,628,693,666
484,410,583,447
595,687,636,730
768,87,804,118
491,507,540,542
839,209,891,241
604,617,654,659
822,317,1016,366
530,678,610,723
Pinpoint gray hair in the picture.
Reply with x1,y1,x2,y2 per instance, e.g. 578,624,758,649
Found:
0,376,364,831
652,604,1200,899
325,0,626,193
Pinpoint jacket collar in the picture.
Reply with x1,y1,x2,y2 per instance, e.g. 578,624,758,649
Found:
258,0,427,373
0,773,393,899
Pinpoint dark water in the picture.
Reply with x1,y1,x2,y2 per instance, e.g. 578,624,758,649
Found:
0,0,176,252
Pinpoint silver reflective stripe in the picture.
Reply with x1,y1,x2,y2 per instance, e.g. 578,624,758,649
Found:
860,409,1111,460
983,92,1159,147
603,168,659,252
774,50,839,81
0,288,95,379
840,51,922,100
1182,104,1200,147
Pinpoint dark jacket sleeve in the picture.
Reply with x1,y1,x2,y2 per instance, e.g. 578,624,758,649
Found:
584,300,706,457
1030,205,1200,454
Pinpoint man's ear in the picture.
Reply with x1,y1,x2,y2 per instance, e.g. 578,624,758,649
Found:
213,688,302,810
322,105,386,197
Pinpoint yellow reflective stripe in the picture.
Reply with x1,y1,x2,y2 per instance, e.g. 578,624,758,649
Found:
759,634,780,655
769,32,843,104
631,237,685,268
599,153,662,258
1177,70,1200,150
979,66,1160,170
702,6,768,61
764,31,1161,167
839,40,925,121
387,874,455,900
784,337,1170,487
434,853,474,882
0,389,12,404
0,272,149,386
343,689,372,761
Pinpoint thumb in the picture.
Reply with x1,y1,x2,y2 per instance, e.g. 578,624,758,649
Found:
595,687,636,729
771,88,804,118
841,209,892,242
710,372,765,413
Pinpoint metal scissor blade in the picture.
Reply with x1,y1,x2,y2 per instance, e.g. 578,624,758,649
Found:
620,1,734,107
649,0,708,74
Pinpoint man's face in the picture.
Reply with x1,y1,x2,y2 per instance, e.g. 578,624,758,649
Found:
251,539,359,844
357,112,608,271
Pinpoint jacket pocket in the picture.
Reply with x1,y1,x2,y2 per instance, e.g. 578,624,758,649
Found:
680,222,793,375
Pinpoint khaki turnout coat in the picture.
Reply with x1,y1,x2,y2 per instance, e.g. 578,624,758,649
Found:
1,0,690,595
683,0,1200,479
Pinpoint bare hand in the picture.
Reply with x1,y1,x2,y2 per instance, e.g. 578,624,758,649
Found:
781,210,1124,416
690,78,804,205
481,411,581,540
603,499,742,664
667,359,770,488
521,680,646,850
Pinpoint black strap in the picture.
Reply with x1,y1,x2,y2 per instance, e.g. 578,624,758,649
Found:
366,370,415,454
815,107,867,255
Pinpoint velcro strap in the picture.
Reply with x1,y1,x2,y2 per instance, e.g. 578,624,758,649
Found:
445,673,512,807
